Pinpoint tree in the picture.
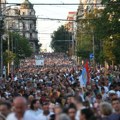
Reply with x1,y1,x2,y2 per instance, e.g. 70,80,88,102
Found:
3,50,16,65
76,30,93,59
76,12,95,60
51,25,72,53
76,0,120,64
103,34,120,64
3,32,33,67
12,33,32,57
3,32,32,58
93,0,120,64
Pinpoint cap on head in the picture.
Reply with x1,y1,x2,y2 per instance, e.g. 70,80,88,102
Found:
108,90,116,95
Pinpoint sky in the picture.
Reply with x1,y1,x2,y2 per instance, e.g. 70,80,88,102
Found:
7,0,79,52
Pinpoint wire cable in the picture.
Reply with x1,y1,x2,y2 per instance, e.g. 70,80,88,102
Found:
1,15,80,21
0,3,119,5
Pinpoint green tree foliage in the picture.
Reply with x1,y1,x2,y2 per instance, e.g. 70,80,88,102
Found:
3,50,16,65
88,9,104,63
76,31,92,59
76,15,94,59
0,20,4,35
76,0,120,64
103,34,120,64
3,32,32,66
93,0,120,64
13,33,32,58
76,9,103,61
51,25,72,53
3,32,32,58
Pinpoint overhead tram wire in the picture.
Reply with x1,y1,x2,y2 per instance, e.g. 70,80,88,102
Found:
1,15,101,22
1,15,76,21
0,3,119,5
38,33,53,35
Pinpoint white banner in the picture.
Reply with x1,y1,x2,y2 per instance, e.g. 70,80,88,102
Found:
35,59,44,66
35,55,44,66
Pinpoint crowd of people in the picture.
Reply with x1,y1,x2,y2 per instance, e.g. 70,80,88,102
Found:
0,53,120,120
20,53,75,67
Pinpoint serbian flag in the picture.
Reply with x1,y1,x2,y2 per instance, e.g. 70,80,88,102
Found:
82,68,87,86
84,60,90,85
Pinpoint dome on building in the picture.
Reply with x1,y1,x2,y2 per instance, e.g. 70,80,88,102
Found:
20,0,33,9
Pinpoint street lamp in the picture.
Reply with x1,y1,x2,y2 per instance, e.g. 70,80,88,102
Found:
110,35,114,67
0,4,21,77
0,30,3,78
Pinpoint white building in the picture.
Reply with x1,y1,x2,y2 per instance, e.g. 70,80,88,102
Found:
77,0,103,20
5,7,19,30
4,0,39,53
0,0,6,11
19,0,39,52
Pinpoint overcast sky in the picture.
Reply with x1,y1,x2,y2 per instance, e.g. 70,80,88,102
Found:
7,0,79,51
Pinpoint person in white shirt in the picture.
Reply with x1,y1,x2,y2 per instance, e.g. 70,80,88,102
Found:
0,102,11,118
37,102,54,120
6,97,37,120
28,99,43,116
101,87,108,101
74,96,85,120
104,86,109,93
111,98,120,114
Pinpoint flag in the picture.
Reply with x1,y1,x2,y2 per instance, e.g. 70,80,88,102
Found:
84,60,90,85
79,74,85,87
82,68,87,86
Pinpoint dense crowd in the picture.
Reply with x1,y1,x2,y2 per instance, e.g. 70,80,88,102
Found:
20,53,75,67
0,53,120,120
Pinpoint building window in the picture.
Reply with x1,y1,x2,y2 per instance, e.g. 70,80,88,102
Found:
30,33,32,39
32,11,34,15
30,24,32,29
23,12,25,15
23,23,25,29
23,33,25,37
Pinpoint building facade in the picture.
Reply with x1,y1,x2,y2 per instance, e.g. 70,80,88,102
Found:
65,12,76,32
5,7,19,30
0,0,6,12
19,0,39,52
65,12,77,56
4,0,39,53
76,0,103,20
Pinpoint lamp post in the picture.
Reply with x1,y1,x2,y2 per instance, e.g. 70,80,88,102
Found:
0,4,17,77
92,29,95,65
0,33,3,78
1,5,20,76
7,31,10,76
110,35,114,67
0,32,3,78
0,0,3,78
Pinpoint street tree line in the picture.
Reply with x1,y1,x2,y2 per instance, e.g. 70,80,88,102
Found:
2,32,32,68
50,25,72,55
49,0,120,65
76,0,120,64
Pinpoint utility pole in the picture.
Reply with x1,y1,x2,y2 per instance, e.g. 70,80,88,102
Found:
0,0,3,78
7,34,10,76
0,0,1,77
11,29,14,79
0,33,3,77
92,30,95,66
7,32,10,76
72,31,74,56
72,19,75,58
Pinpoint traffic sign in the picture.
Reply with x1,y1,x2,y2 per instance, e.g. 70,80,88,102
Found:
90,53,94,59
